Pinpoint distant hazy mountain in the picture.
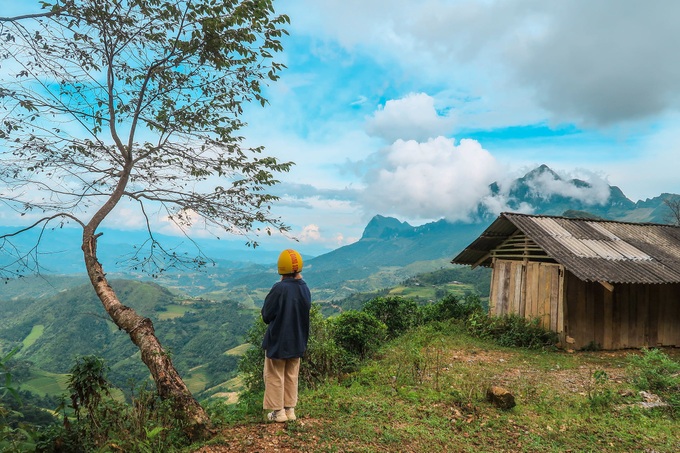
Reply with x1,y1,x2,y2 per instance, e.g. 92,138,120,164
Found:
484,164,670,223
0,224,281,275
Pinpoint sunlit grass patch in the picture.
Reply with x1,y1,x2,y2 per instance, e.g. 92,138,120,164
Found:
157,304,190,320
225,343,251,356
19,369,69,396
21,324,44,351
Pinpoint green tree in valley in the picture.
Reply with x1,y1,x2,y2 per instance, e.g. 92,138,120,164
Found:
0,0,289,437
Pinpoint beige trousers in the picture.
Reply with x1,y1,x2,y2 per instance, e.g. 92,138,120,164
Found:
263,356,301,411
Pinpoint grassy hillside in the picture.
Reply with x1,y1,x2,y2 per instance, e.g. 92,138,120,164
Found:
1,265,490,407
199,322,680,453
0,279,258,400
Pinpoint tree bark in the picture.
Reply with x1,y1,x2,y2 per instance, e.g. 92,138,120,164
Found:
82,232,213,440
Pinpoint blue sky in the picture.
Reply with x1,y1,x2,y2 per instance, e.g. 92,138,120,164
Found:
2,0,680,258
235,0,680,254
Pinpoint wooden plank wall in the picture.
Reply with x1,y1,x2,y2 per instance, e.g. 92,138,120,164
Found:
564,272,680,349
489,260,564,334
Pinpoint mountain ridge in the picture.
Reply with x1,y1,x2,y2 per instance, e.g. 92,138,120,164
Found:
298,163,678,296
2,164,678,302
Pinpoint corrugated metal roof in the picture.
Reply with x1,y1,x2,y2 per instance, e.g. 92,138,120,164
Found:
452,213,680,284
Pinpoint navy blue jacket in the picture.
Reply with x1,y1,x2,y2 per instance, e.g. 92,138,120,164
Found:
261,277,311,359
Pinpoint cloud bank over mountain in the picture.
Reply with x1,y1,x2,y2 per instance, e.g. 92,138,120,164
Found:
359,136,502,222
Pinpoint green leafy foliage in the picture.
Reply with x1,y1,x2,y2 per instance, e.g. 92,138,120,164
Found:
299,305,346,387
332,311,388,361
0,348,38,452
420,293,485,324
627,348,680,392
466,312,559,349
363,296,420,339
626,348,680,412
237,318,267,393
68,356,110,421
36,359,189,452
585,369,617,411
238,304,370,394
0,348,20,402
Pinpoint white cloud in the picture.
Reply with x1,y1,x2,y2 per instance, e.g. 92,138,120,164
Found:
298,224,321,242
365,93,456,143
360,136,503,222
524,169,612,205
284,0,680,129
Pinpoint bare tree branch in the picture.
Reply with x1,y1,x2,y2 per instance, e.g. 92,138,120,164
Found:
663,196,680,226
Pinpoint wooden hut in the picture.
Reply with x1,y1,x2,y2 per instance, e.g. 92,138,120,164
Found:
452,213,680,350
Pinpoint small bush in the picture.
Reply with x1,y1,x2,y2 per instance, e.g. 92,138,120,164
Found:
35,358,189,452
586,369,617,411
421,294,484,323
238,304,353,393
333,311,387,361
466,312,558,349
627,348,680,393
363,296,420,338
300,305,348,387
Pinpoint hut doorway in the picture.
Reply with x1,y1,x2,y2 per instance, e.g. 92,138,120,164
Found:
489,259,565,335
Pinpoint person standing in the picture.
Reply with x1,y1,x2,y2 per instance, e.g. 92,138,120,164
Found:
261,249,312,422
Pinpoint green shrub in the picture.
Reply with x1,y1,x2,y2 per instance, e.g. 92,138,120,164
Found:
36,358,189,452
627,348,680,393
421,293,484,323
0,348,20,402
300,305,347,387
586,369,617,411
68,355,110,422
363,296,420,338
466,312,558,349
1,348,37,453
626,348,680,415
333,311,387,360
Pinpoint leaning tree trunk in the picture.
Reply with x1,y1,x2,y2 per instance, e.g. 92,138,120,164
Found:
82,232,212,439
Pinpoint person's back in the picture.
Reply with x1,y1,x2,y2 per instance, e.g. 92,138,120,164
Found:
261,249,311,422
261,276,311,359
